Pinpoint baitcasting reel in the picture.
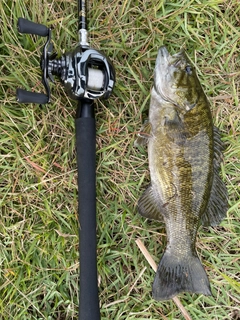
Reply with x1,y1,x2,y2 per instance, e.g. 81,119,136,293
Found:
16,18,115,104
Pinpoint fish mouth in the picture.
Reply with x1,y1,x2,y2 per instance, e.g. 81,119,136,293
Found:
156,46,186,66
156,46,170,66
158,46,170,58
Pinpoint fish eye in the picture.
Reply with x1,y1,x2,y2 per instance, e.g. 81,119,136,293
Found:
185,65,192,75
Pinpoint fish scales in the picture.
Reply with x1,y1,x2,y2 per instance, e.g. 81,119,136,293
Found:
135,46,228,301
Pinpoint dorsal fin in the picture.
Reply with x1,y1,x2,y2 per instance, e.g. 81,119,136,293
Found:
201,126,228,226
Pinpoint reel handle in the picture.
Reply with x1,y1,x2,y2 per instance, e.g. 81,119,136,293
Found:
16,88,49,104
18,18,49,37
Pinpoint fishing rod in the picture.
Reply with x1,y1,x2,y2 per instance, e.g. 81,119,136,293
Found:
16,0,115,319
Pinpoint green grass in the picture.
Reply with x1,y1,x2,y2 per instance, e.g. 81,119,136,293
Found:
0,0,239,319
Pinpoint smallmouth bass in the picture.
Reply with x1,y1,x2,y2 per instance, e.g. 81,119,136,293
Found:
135,46,228,301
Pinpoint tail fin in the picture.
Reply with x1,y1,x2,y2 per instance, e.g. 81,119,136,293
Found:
152,251,212,301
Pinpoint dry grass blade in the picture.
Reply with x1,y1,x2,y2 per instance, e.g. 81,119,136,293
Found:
136,238,193,320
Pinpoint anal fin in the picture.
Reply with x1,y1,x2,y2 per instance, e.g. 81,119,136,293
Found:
137,185,163,222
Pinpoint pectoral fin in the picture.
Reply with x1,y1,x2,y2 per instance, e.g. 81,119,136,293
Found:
137,185,163,221
201,127,228,226
134,120,152,147
163,110,189,145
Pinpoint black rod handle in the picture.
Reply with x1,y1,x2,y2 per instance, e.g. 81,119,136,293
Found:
76,99,100,320
16,88,49,104
18,17,49,37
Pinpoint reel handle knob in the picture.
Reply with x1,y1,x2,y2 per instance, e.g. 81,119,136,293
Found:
18,18,49,37
17,88,49,104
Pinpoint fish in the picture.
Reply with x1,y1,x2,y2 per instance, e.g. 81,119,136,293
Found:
135,46,228,301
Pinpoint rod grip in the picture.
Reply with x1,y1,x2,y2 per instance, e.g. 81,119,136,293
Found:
18,18,49,37
17,88,49,104
76,99,100,320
